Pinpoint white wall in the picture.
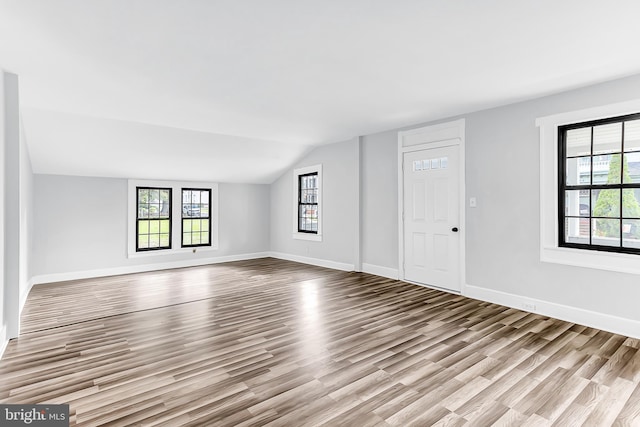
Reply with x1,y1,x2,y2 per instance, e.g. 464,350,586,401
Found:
32,175,270,280
3,71,20,342
19,116,34,312
0,70,5,351
270,138,359,269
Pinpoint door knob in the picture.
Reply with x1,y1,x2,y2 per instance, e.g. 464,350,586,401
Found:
452,227,459,232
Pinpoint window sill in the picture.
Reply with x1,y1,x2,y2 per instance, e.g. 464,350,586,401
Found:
541,245,640,275
128,245,219,259
292,232,322,242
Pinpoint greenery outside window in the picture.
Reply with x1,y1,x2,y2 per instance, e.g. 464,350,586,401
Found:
559,113,640,254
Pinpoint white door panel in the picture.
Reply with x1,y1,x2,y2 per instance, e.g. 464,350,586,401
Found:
403,145,460,291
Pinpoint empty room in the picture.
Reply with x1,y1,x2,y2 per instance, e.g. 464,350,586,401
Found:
2,1,640,426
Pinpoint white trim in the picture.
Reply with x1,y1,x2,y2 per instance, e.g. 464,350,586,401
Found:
361,263,399,280
537,99,640,274
292,164,323,241
0,326,7,360
269,251,354,272
397,119,466,292
19,278,34,314
465,284,640,339
127,179,219,258
31,252,270,285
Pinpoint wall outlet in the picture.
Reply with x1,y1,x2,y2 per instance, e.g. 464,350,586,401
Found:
523,302,536,312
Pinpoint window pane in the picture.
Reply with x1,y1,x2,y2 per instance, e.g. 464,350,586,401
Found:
623,152,640,184
138,235,149,249
149,189,159,203
592,218,620,246
149,220,160,234
566,127,591,157
622,189,640,218
159,234,170,247
201,219,209,231
138,220,149,234
138,188,149,203
565,190,589,216
148,203,160,218
592,154,621,185
183,233,192,246
201,233,210,244
593,122,622,154
592,189,620,218
183,219,192,232
565,217,590,244
149,234,160,248
160,219,170,233
192,233,202,245
624,119,640,152
623,220,640,249
138,205,149,219
566,157,590,186
192,220,201,232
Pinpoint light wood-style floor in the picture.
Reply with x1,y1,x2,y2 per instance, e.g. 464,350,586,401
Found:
2,258,640,426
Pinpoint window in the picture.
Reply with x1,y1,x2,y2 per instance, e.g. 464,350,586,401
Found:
298,173,318,233
182,188,211,247
128,180,219,257
559,114,640,254
137,187,172,251
293,165,322,241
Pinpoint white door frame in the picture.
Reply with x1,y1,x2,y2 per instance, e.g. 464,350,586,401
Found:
398,119,466,293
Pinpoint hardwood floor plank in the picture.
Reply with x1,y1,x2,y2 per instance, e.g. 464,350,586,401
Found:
0,258,638,425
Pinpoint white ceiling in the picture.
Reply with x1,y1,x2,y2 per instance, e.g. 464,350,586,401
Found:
2,1,640,183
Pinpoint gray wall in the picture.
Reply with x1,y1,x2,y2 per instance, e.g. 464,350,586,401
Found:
463,74,640,322
361,129,399,269
33,175,270,277
270,138,359,266
352,73,640,323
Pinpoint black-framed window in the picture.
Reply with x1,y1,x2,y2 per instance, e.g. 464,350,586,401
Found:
298,172,318,233
137,187,172,251
559,113,640,254
182,188,211,247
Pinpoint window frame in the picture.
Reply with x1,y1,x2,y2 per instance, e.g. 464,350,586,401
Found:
181,187,212,248
297,172,319,234
128,179,219,258
558,113,640,255
292,164,322,241
537,99,640,275
136,186,172,252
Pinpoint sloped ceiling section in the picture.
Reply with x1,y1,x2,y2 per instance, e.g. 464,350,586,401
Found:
22,108,311,183
2,0,640,183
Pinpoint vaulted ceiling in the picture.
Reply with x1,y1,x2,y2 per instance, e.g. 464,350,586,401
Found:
2,0,640,183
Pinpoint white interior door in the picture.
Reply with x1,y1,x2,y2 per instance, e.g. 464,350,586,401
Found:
403,145,460,292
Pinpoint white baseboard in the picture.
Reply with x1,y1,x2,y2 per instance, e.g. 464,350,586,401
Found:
268,252,354,272
31,252,271,285
465,284,640,340
19,278,34,314
361,263,399,280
